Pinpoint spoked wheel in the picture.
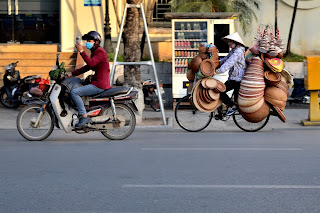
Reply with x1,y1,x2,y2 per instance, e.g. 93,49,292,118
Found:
17,104,54,141
101,103,136,140
175,94,213,132
0,89,19,108
233,110,270,132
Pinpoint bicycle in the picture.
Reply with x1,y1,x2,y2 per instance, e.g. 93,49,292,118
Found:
175,93,273,132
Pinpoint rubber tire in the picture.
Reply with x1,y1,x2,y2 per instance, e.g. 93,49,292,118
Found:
101,103,136,140
233,111,270,132
150,98,161,112
175,94,213,132
17,104,54,141
0,88,19,108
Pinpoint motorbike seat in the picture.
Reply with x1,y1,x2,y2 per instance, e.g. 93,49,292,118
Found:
93,87,131,98
24,75,42,81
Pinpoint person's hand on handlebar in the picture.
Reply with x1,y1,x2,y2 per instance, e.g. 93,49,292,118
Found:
65,72,73,78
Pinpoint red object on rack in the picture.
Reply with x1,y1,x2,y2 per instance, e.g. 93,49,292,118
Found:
38,78,50,91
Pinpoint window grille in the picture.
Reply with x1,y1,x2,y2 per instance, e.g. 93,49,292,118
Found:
151,0,171,27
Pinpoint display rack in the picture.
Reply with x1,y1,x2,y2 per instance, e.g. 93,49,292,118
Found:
172,19,235,99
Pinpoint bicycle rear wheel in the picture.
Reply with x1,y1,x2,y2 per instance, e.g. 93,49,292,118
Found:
175,94,213,132
233,110,270,132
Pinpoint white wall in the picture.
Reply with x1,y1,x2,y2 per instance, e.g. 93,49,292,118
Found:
236,0,320,56
60,0,106,52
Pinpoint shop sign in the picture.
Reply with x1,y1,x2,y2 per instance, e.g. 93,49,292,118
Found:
84,0,101,6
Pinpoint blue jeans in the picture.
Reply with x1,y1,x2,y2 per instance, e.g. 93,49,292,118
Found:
70,84,104,116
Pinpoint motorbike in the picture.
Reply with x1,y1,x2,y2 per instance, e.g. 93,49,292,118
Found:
288,78,311,104
142,79,165,111
16,60,138,141
0,61,42,108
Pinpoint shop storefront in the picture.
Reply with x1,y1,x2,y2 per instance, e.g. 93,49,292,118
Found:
0,0,60,44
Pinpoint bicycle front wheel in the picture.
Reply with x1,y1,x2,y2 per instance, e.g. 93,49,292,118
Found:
233,110,270,132
175,94,213,132
17,104,54,141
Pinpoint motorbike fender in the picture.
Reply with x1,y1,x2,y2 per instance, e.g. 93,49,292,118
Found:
115,99,140,116
46,105,60,129
49,84,77,133
128,101,140,116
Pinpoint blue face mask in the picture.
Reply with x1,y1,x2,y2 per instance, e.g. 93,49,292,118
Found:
86,42,94,50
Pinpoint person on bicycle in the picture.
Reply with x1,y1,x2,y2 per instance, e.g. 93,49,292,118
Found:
67,31,111,128
215,32,246,116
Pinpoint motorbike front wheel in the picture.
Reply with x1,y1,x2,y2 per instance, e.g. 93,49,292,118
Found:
0,88,19,108
17,104,54,141
100,103,136,140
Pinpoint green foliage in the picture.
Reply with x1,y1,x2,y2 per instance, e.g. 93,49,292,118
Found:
108,53,124,62
283,52,306,62
169,0,260,35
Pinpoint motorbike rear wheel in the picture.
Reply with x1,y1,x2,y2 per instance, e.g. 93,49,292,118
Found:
0,88,19,108
17,104,54,141
100,103,136,140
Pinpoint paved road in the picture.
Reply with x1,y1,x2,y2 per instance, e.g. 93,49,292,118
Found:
1,127,320,212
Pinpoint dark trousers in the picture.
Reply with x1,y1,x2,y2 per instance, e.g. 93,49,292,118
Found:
220,80,241,107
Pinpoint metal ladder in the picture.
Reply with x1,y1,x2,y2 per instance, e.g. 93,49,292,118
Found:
110,3,166,125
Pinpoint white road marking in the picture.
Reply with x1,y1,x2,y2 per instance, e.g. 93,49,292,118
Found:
122,184,320,189
141,148,303,151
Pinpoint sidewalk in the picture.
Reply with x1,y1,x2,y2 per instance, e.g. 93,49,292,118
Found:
0,103,319,130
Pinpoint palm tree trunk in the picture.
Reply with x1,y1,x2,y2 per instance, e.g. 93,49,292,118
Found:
140,0,156,60
286,0,299,55
123,0,142,89
123,0,144,120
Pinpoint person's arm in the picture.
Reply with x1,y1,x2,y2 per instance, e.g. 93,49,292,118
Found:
72,65,90,76
216,48,243,74
80,49,105,68
219,52,230,65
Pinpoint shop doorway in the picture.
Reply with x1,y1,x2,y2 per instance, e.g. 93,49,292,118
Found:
0,0,60,44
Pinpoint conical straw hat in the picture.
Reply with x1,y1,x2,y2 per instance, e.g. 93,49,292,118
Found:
222,32,245,46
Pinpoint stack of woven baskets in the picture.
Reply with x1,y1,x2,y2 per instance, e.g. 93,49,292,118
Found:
190,77,226,113
187,43,225,113
187,44,220,81
238,57,270,123
239,25,293,123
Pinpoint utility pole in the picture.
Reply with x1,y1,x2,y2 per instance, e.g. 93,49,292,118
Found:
286,0,299,55
104,0,114,53
275,0,278,34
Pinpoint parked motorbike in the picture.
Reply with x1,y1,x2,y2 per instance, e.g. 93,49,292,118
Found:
16,60,138,141
288,78,311,104
0,61,42,108
142,79,165,111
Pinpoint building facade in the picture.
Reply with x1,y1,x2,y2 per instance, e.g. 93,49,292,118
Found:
0,0,319,57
